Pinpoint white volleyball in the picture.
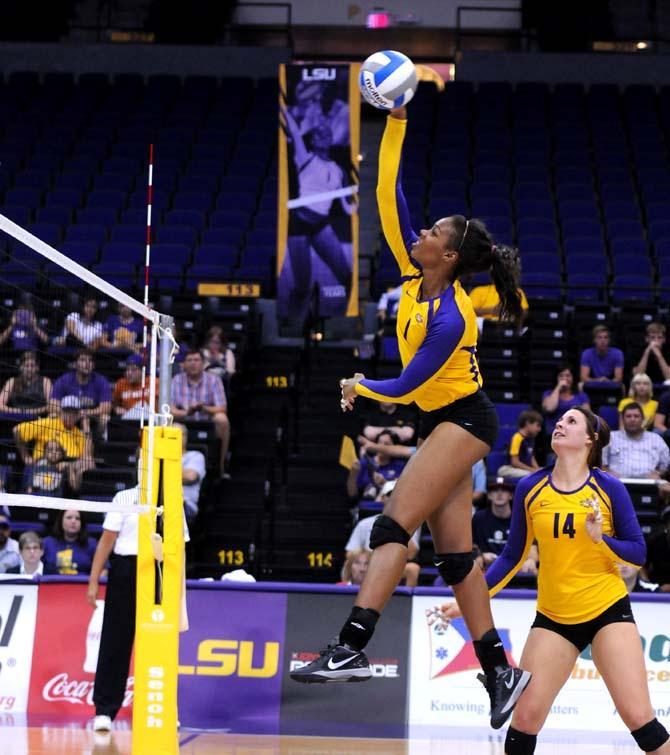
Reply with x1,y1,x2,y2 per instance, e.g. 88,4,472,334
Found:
359,50,418,110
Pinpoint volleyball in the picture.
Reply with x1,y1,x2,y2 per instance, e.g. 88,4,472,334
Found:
359,50,418,110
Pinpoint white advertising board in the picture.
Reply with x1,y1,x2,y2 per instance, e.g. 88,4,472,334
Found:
0,583,38,714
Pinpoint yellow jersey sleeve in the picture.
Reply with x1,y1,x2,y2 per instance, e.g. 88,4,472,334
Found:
509,432,523,457
376,116,421,278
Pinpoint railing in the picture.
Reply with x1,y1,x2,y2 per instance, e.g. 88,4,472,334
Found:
455,4,527,54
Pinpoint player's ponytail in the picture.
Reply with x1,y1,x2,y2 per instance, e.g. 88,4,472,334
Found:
452,216,522,323
573,406,611,468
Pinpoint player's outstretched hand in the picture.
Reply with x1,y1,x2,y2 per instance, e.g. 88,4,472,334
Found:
339,373,364,412
390,106,407,121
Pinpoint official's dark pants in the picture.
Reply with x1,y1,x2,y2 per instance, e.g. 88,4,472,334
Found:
93,554,136,719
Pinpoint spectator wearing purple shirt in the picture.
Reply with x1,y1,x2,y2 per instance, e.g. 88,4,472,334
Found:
579,325,624,383
170,349,230,477
541,364,590,435
42,509,97,575
103,303,144,352
346,430,407,499
51,349,112,439
0,300,49,352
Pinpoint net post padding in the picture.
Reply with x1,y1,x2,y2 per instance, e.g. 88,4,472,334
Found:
132,426,183,754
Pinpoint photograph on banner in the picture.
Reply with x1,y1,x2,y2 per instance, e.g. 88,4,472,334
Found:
0,583,38,714
177,589,287,732
277,63,360,319
25,582,131,722
280,592,410,737
408,594,670,737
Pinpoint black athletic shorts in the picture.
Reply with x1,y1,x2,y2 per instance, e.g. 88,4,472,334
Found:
531,595,636,652
418,389,498,448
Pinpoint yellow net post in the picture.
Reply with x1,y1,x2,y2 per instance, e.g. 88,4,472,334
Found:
132,425,183,755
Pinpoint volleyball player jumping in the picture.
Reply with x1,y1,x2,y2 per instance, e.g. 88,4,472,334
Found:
437,406,670,754
291,106,531,729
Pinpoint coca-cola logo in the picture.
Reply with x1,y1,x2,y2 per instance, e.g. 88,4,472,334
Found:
42,673,133,707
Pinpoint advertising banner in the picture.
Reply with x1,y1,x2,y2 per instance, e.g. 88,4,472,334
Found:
408,594,670,737
177,589,287,732
277,63,360,319
281,592,411,737
26,582,128,721
0,583,38,714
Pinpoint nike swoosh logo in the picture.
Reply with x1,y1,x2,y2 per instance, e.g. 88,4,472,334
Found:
539,502,552,507
327,655,358,670
504,675,515,689
435,561,444,567
622,614,632,619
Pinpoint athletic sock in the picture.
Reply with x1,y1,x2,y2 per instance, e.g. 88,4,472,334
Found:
473,628,509,677
339,606,380,651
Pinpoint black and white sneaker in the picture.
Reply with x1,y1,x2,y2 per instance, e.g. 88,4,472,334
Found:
290,642,372,684
477,666,532,729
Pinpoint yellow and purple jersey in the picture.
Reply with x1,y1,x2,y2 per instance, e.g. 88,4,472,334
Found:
486,467,646,624
354,116,482,411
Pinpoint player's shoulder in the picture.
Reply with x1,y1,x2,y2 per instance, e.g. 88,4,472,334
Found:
515,467,551,499
590,467,628,497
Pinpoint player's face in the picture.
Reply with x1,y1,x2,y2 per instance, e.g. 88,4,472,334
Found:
551,409,590,456
411,218,455,269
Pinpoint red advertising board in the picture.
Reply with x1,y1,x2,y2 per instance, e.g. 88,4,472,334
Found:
27,582,133,719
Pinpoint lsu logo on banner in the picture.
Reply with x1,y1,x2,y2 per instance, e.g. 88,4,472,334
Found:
428,617,515,679
179,640,279,678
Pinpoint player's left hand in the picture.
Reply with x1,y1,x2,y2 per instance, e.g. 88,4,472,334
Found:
583,497,603,543
339,373,364,412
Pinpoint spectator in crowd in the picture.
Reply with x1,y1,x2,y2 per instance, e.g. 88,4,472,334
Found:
43,509,97,575
55,296,105,349
361,400,416,444
0,351,52,417
346,480,421,586
24,440,68,497
338,549,372,586
579,325,624,384
6,531,55,577
632,322,670,386
51,349,112,440
618,373,658,430
347,430,407,500
0,298,49,351
472,458,487,509
541,364,590,436
112,354,157,419
641,505,670,592
0,513,20,573
377,284,402,325
655,389,670,447
103,302,143,353
202,326,236,385
468,278,529,329
173,423,206,523
170,349,230,478
472,477,539,576
14,397,95,494
603,402,670,500
497,410,543,479
618,563,658,594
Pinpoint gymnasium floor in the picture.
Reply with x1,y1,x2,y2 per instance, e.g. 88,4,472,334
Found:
0,727,641,754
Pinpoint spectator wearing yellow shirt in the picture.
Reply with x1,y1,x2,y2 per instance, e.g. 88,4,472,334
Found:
469,281,529,328
618,373,658,430
14,395,95,493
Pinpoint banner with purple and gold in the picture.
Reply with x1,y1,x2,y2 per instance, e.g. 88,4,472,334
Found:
277,63,360,318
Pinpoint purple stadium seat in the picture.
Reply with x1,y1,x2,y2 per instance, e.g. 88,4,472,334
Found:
156,226,197,249
77,208,118,227
61,241,100,265
611,274,654,302
36,206,72,226
566,273,608,302
87,190,126,210
66,225,107,246
100,243,143,265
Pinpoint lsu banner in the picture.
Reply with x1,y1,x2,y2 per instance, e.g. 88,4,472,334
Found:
408,594,670,738
277,63,360,319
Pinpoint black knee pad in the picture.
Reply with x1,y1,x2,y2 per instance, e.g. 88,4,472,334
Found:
434,550,475,585
505,727,537,755
369,514,411,549
631,718,669,751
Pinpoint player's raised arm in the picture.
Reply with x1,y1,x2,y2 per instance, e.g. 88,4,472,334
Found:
376,107,420,276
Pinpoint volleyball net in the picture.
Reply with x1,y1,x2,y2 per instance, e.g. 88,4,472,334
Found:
0,211,183,754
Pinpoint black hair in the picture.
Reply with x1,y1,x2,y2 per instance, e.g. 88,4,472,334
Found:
572,406,611,468
375,429,399,444
555,362,576,382
621,401,644,418
450,215,522,322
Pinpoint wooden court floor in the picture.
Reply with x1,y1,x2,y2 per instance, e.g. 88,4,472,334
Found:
0,728,641,755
